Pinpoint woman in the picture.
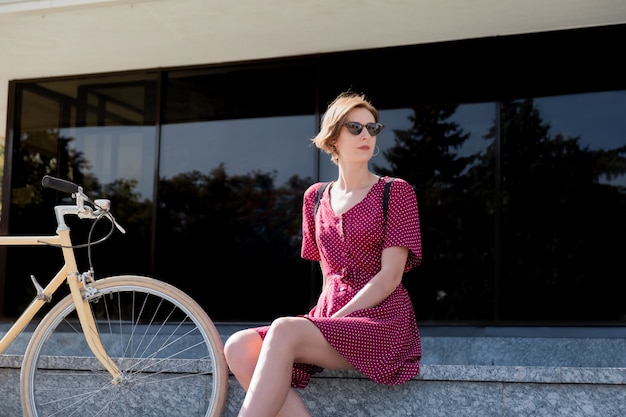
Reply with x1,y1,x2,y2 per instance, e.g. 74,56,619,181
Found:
224,91,423,417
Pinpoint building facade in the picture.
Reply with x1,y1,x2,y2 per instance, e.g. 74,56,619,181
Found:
1,1,626,330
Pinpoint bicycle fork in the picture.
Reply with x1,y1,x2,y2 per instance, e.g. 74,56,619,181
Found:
66,270,125,385
53,235,125,385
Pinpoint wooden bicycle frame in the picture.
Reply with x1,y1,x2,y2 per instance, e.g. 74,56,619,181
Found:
0,205,123,383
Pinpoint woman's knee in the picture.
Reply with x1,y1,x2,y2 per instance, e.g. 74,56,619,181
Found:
224,329,262,373
265,317,312,349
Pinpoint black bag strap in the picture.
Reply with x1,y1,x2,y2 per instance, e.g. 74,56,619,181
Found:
382,176,395,221
314,177,395,221
314,182,330,218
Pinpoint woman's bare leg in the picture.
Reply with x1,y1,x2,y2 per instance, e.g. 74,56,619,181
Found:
224,328,312,416
228,317,354,417
224,329,262,391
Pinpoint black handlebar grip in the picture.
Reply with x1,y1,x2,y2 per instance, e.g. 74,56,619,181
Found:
41,175,80,194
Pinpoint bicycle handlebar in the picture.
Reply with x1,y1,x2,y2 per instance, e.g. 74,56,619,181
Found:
42,175,80,194
42,175,127,235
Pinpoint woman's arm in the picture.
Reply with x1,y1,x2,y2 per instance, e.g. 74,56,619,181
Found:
331,246,409,318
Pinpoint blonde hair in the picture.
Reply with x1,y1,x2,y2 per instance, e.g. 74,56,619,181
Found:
311,92,379,165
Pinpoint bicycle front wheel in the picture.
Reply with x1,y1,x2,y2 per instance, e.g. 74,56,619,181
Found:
20,275,228,417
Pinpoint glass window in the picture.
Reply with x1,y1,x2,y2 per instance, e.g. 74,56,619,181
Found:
365,103,496,321
61,125,156,201
159,117,315,188
2,73,159,317
3,28,626,326
500,91,626,321
155,63,318,321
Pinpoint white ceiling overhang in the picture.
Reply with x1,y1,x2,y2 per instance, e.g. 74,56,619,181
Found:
1,0,625,82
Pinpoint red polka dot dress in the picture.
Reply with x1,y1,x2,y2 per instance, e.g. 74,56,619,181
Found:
255,176,422,388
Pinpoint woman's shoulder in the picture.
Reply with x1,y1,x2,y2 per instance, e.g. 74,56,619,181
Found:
304,181,333,206
384,176,415,193
305,181,330,195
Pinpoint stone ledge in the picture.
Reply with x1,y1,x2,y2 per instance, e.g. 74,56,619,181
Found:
313,364,626,385
224,369,626,417
3,353,624,386
2,355,625,417
4,325,626,416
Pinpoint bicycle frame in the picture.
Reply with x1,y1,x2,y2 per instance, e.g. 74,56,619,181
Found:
0,204,123,383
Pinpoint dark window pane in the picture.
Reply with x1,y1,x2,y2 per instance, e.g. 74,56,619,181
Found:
163,60,317,123
369,104,496,321
500,91,626,321
156,63,318,321
3,26,626,326
3,73,158,317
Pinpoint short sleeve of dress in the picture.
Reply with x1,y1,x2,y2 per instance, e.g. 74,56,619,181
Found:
300,182,324,261
384,178,423,272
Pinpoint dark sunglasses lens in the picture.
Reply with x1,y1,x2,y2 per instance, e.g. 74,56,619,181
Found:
366,123,384,135
343,121,383,135
343,122,363,135
344,122,363,135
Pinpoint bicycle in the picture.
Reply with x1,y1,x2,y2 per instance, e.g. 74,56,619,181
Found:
0,175,229,417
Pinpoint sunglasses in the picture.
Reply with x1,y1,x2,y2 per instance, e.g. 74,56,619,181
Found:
342,121,384,136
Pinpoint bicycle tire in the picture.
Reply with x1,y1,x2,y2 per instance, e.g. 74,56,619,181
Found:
20,275,229,417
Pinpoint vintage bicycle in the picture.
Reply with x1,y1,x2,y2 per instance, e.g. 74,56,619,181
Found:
0,175,228,417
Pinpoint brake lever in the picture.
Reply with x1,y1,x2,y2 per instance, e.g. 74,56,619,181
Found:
93,199,126,234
